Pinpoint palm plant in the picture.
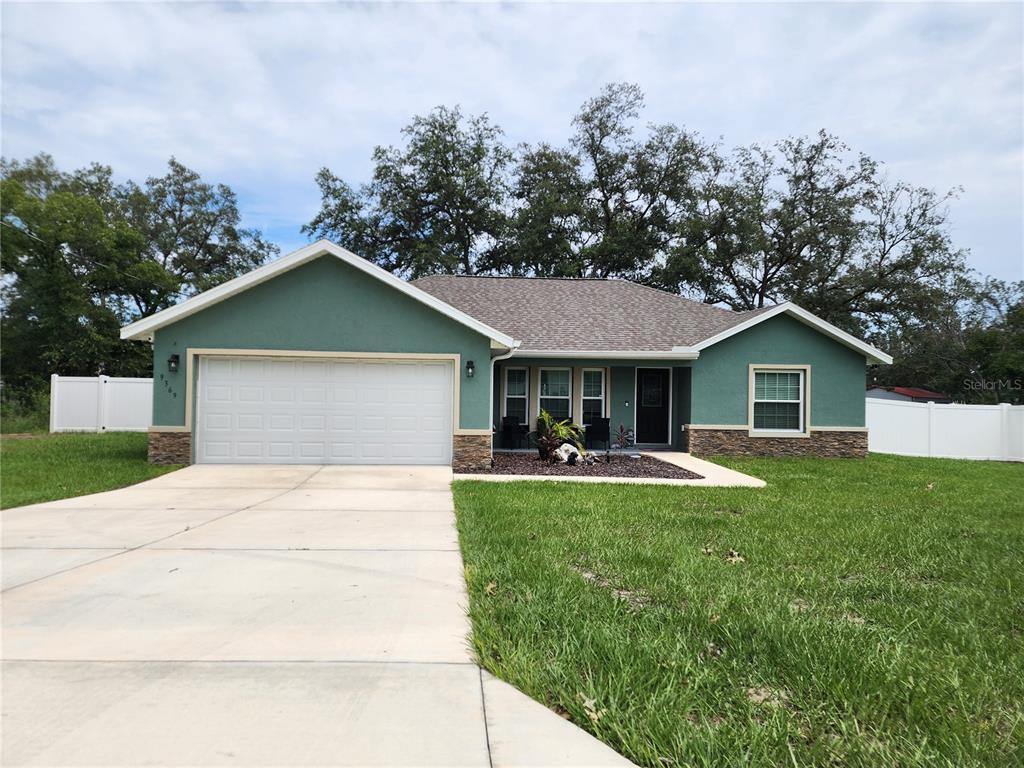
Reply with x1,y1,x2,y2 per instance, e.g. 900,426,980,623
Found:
535,409,584,460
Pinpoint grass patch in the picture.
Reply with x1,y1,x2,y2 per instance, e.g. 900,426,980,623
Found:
1,432,181,508
1,391,49,434
454,454,1024,767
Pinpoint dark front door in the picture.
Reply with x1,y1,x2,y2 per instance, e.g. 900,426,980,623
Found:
636,368,670,444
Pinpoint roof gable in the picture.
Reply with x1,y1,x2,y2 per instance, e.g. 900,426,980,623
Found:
690,302,892,365
120,241,518,347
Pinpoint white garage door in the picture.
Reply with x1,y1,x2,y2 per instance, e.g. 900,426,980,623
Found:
196,356,454,464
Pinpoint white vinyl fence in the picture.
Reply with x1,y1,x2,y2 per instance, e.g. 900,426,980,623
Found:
49,374,153,433
866,399,1024,462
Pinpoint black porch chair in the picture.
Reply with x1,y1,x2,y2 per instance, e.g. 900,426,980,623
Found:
584,417,611,450
500,416,530,449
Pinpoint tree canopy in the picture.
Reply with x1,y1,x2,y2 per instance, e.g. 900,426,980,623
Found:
306,83,1019,401
1,155,277,390
2,84,1017,406
307,85,972,338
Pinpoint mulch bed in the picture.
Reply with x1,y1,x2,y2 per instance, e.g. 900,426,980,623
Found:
463,452,703,479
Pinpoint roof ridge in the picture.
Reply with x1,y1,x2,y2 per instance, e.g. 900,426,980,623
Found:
413,274,614,282
411,272,744,318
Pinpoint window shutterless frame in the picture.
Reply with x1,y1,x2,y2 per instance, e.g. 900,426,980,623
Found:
748,365,810,437
581,368,605,426
538,367,572,421
502,366,529,425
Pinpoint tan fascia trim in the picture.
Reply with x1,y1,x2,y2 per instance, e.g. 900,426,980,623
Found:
693,302,893,365
522,349,699,360
120,240,519,349
149,425,190,432
685,424,867,433
685,424,748,430
182,348,465,432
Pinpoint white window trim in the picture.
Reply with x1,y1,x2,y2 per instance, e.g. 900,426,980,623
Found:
581,368,606,425
748,364,811,438
503,366,529,426
538,367,573,421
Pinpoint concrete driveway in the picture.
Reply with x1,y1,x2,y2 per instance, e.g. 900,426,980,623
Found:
1,465,632,767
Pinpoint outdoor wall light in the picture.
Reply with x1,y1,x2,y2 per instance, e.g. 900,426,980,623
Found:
466,360,475,378
167,354,180,373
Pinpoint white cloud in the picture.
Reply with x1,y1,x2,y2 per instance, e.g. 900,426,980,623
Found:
1,1,1020,279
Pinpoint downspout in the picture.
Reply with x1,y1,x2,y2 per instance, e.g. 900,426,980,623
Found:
489,344,520,455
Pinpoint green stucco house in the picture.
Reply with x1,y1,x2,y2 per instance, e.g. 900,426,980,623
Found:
121,241,892,468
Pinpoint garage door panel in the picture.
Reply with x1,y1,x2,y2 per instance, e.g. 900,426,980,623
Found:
206,358,234,376
206,385,232,402
237,358,265,376
421,415,445,432
268,387,293,403
197,356,453,465
237,413,263,430
268,359,296,376
236,442,263,458
299,443,326,459
330,414,357,431
333,386,357,403
301,386,327,404
362,389,387,404
267,443,294,459
269,414,294,431
329,442,356,458
205,413,232,431
389,415,417,432
205,442,231,459
299,360,329,377
238,386,264,403
360,443,387,459
360,415,387,432
299,414,326,431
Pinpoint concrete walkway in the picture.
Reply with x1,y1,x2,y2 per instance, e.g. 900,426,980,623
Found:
1,465,632,767
456,451,766,487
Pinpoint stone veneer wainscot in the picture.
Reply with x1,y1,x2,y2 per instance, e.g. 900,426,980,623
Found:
148,430,192,465
452,434,492,472
686,428,867,458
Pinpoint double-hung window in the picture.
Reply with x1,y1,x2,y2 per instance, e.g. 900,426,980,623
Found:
581,369,605,426
504,368,528,425
752,370,805,432
539,368,571,421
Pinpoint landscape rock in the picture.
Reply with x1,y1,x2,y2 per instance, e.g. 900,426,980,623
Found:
552,443,581,464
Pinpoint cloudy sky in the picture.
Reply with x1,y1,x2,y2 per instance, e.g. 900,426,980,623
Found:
2,1,1021,281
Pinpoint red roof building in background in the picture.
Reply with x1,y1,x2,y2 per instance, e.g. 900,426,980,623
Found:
866,386,953,404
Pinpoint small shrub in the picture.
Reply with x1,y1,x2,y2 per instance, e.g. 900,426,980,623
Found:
612,423,635,449
1,388,50,434
535,409,583,460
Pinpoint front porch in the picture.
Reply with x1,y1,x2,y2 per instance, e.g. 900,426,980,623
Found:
492,358,693,452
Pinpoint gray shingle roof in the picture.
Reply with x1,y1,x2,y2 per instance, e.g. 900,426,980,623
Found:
411,275,765,352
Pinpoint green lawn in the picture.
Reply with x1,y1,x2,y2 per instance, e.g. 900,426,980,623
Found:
453,455,1024,768
0,432,181,508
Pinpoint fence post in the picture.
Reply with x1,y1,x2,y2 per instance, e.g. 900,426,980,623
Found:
926,400,934,457
49,374,59,433
1000,402,1011,461
97,375,109,433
